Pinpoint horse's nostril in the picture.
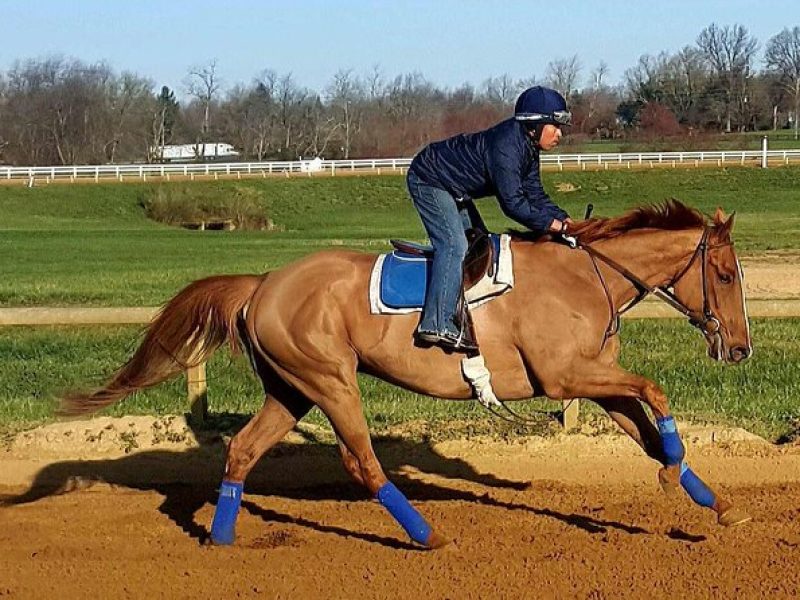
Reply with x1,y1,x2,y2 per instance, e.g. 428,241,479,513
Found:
730,346,750,361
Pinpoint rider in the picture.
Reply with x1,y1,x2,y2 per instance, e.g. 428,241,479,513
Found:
407,85,573,352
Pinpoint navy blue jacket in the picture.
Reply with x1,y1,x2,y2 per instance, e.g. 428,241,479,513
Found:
409,118,568,232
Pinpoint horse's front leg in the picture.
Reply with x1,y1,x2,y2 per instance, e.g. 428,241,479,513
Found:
555,366,750,526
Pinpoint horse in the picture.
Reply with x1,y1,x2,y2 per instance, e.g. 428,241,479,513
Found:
61,200,753,548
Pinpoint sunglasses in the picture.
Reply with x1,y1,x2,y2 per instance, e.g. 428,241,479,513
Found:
517,110,572,126
552,110,572,126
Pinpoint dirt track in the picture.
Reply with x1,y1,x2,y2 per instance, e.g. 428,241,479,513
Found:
1,419,799,599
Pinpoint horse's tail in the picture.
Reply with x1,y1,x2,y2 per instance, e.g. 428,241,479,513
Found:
58,274,264,417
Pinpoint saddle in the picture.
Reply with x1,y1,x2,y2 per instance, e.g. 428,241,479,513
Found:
390,228,496,290
390,228,493,352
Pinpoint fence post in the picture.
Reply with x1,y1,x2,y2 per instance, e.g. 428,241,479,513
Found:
562,399,579,430
187,362,208,425
761,136,768,169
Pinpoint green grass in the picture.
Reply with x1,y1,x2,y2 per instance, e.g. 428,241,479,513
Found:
0,319,797,441
561,131,800,154
1,167,799,306
0,169,798,438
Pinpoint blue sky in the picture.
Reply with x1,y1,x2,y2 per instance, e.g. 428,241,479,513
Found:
1,0,796,96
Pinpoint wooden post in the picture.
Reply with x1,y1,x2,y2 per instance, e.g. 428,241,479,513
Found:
562,399,579,430
187,362,208,425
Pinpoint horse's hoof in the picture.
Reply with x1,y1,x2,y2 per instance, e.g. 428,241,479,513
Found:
718,507,752,527
658,467,681,498
425,530,451,549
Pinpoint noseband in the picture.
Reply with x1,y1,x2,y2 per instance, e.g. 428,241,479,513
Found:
580,226,731,345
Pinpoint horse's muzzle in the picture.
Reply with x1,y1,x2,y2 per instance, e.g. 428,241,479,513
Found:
728,346,751,364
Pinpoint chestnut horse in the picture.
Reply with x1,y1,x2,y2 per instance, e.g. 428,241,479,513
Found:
62,201,752,548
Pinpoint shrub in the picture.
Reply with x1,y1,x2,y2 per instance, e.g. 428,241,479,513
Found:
140,185,278,231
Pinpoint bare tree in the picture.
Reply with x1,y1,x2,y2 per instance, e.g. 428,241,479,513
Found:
326,69,363,158
301,94,338,158
545,55,582,101
697,23,759,131
669,47,709,125
365,64,385,102
581,61,611,132
0,73,7,162
104,72,153,163
765,26,800,139
273,73,309,158
624,53,671,102
482,74,519,106
185,59,221,150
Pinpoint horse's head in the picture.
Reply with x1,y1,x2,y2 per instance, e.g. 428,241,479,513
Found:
672,208,752,364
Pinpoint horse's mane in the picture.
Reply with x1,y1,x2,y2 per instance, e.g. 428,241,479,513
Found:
510,199,708,244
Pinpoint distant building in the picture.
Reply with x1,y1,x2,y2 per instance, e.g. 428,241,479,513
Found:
150,143,239,162
299,157,324,172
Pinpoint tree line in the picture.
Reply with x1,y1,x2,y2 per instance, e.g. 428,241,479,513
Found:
0,23,798,166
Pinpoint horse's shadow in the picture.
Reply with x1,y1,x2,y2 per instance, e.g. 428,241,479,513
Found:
1,414,650,547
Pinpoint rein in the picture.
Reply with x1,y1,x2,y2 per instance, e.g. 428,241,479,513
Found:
578,226,730,342
479,224,730,429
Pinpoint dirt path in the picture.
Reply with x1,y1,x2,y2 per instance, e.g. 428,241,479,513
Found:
1,418,799,599
740,252,800,300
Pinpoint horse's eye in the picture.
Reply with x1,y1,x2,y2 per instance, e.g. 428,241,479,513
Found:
719,273,734,284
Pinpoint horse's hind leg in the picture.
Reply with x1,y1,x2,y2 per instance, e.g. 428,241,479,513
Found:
593,395,751,526
209,389,312,545
337,435,365,486
320,396,449,549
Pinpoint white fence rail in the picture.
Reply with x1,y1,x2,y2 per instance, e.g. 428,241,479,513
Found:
3,149,800,183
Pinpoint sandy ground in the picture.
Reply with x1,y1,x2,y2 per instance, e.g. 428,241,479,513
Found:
0,255,797,599
740,252,800,300
1,417,799,599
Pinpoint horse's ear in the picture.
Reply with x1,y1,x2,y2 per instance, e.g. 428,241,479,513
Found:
718,212,736,240
713,207,726,225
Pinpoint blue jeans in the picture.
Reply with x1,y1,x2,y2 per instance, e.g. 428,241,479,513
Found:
407,170,470,336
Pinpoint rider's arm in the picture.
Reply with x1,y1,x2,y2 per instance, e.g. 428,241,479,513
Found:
487,144,559,233
521,159,570,232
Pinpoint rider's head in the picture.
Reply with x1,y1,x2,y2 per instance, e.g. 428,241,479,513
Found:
514,86,570,151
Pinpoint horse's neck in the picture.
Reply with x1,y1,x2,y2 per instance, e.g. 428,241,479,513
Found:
586,228,703,307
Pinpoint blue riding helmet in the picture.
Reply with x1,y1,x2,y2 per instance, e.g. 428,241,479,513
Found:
514,86,572,126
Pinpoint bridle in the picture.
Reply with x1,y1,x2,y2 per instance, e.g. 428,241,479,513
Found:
579,226,731,347
480,225,733,428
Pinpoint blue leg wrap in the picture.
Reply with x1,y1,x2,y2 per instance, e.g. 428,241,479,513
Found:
376,482,432,545
210,480,243,545
657,416,685,465
680,463,716,508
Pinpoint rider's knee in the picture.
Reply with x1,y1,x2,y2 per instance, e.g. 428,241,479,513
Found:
453,233,468,258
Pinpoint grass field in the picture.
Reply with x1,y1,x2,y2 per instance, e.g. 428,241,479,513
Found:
1,167,798,439
564,130,800,154
1,166,799,306
0,319,797,441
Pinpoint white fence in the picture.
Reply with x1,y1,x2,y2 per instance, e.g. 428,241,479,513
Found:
3,149,800,183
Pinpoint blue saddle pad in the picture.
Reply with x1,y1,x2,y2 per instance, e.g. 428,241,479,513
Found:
379,234,501,309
